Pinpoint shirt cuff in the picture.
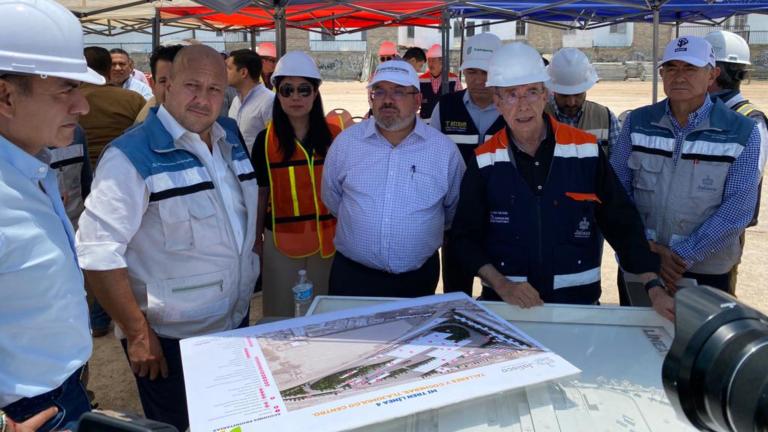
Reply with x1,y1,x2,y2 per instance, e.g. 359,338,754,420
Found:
670,243,695,270
76,241,129,270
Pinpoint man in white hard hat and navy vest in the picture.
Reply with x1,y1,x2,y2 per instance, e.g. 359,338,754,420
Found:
0,1,104,430
451,42,673,320
546,47,620,157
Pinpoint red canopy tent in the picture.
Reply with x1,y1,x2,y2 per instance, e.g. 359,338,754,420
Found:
160,2,446,34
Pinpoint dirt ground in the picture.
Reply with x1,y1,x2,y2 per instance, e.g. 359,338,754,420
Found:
87,80,768,416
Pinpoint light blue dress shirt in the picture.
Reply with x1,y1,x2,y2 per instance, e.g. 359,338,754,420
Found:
322,118,466,274
0,135,91,407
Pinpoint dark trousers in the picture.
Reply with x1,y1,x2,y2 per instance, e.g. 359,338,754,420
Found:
2,368,90,432
121,314,249,432
329,252,440,298
441,233,475,297
618,268,734,306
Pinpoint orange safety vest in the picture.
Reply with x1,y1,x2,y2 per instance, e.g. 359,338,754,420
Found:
265,121,341,258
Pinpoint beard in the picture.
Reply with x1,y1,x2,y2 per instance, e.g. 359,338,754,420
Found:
374,105,414,131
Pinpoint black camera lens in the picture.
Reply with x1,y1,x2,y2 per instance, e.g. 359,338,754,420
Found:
662,286,768,432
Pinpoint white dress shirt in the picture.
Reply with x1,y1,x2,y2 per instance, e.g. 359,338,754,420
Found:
77,105,248,271
228,84,274,152
122,76,153,101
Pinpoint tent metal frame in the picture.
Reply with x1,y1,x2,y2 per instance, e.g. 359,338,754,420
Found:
66,0,768,101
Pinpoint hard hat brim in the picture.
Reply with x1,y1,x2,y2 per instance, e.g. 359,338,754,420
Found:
44,67,106,85
548,79,596,95
460,59,491,72
486,72,550,88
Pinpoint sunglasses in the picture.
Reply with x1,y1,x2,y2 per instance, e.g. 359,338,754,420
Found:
379,56,394,62
278,83,314,98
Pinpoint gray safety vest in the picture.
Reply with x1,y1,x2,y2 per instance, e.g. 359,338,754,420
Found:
627,99,755,274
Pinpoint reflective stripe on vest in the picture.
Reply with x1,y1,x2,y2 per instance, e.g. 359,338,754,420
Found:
264,121,337,258
736,103,757,117
474,116,602,301
446,134,480,145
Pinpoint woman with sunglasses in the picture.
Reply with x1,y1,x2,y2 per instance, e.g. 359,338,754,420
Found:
251,51,342,317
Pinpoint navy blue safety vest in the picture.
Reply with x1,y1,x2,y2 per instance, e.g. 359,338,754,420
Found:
438,90,506,164
419,72,458,119
476,116,603,304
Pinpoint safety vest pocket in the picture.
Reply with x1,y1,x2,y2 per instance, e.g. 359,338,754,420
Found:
146,269,233,324
688,160,729,212
188,194,224,248
158,198,193,251
627,153,663,192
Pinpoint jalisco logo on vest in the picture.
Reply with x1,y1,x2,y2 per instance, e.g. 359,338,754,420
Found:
574,217,592,239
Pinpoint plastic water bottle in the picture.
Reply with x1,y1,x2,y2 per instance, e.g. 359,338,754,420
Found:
292,269,314,317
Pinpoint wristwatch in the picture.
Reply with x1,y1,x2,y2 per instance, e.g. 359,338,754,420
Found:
0,409,7,432
644,277,667,293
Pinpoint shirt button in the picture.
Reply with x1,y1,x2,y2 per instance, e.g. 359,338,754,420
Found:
38,167,46,173
534,161,540,166
537,185,543,190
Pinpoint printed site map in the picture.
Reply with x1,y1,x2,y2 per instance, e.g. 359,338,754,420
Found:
181,293,579,432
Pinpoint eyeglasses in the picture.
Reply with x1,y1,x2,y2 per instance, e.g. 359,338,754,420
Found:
278,83,314,98
370,87,419,101
494,87,545,106
379,56,394,62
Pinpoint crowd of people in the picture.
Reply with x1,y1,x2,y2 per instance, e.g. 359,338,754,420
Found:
2,0,766,431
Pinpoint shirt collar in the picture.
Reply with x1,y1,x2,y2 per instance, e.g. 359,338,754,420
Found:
463,91,498,113
240,83,265,105
664,94,713,129
0,134,51,181
363,115,427,144
550,98,583,123
156,104,227,147
712,89,745,109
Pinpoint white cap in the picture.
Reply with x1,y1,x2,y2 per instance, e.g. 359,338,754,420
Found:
662,36,716,68
486,42,549,88
271,51,322,85
368,60,419,89
460,33,502,72
426,44,442,59
547,48,598,95
704,30,751,65
0,0,104,85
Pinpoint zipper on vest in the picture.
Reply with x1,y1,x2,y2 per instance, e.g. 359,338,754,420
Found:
536,196,543,266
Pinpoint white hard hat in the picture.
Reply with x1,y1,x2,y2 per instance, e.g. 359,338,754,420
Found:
258,42,277,58
460,33,502,72
486,42,549,88
547,48,599,95
271,51,322,86
0,0,103,84
704,30,751,65
427,44,442,59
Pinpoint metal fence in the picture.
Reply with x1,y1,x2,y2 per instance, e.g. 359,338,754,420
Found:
309,40,367,52
677,25,768,45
